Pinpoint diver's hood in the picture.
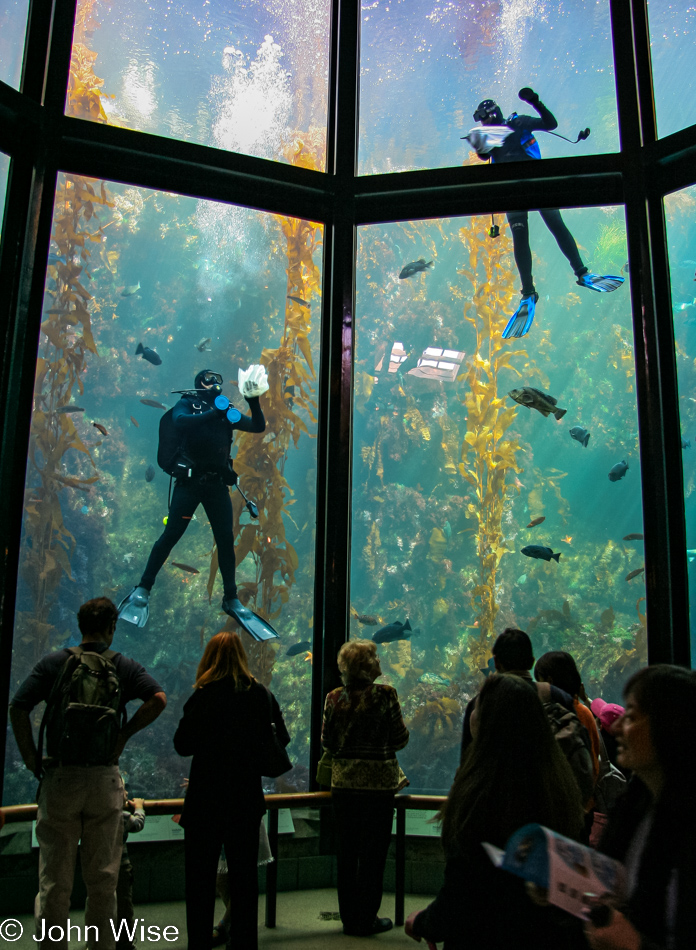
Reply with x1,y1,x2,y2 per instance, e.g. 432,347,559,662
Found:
194,369,222,394
474,99,504,125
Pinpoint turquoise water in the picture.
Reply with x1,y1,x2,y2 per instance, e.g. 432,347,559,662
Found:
0,0,29,89
2,0,695,802
0,152,9,229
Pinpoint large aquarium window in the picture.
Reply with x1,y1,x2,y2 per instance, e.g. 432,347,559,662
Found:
358,0,619,176
4,173,321,805
647,0,696,139
65,0,330,169
0,0,29,89
352,208,645,793
665,183,696,665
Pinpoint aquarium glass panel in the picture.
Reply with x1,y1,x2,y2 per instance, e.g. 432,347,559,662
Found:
66,0,330,170
358,0,618,175
665,184,696,665
4,174,321,805
353,208,643,793
0,0,29,89
647,0,696,139
0,152,9,231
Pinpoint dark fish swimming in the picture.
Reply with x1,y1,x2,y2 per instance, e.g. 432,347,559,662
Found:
625,567,645,582
92,422,108,436
171,562,200,574
194,337,212,352
608,459,629,481
130,416,139,428
140,399,168,410
287,295,309,307
54,406,85,414
623,533,644,541
356,614,381,625
682,437,691,449
508,387,567,420
399,259,433,280
286,640,312,656
121,282,141,297
373,619,412,643
480,657,497,678
145,465,156,482
521,545,561,563
136,342,162,365
527,516,545,528
569,426,591,447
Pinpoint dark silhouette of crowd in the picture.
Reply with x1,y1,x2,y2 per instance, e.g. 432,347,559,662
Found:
9,604,696,950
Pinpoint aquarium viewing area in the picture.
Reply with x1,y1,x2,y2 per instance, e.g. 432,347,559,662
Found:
1,0,696,922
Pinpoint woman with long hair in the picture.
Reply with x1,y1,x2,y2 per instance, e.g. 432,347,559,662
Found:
405,674,586,950
174,632,290,950
585,664,696,950
322,639,409,937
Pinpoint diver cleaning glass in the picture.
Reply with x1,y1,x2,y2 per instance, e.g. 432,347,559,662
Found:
117,364,279,641
463,88,624,339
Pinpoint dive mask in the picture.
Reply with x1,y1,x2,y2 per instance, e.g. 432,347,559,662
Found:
473,99,503,124
202,372,223,387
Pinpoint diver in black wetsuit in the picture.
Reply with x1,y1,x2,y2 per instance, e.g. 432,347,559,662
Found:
468,89,624,338
118,367,279,640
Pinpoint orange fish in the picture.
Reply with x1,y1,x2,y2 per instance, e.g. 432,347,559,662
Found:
130,416,140,427
561,536,573,544
527,516,545,528
92,422,108,436
304,652,313,665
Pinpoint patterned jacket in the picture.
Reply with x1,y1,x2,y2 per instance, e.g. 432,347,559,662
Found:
322,682,409,793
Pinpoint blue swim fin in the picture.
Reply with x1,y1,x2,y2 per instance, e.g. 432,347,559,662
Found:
222,597,280,641
576,273,625,293
117,586,150,627
502,293,538,339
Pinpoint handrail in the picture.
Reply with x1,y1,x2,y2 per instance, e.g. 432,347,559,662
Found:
0,791,445,928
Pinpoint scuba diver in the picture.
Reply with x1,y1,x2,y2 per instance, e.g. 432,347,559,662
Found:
466,88,624,339
117,366,279,641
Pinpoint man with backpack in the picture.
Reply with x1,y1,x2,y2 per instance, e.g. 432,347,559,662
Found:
9,597,166,950
460,628,595,811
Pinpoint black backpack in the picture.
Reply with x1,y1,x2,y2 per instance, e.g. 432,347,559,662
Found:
157,407,195,477
542,699,595,806
37,646,124,776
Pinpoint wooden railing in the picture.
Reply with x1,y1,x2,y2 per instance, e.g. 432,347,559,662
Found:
1,792,446,928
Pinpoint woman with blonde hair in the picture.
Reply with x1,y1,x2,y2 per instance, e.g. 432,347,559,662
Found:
322,638,409,937
174,632,289,950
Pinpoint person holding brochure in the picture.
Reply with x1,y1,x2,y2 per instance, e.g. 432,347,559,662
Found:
585,664,696,950
405,674,586,950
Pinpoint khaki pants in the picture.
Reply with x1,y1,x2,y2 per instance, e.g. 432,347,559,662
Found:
35,765,124,950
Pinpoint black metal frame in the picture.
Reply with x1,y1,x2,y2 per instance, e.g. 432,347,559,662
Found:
1,0,695,800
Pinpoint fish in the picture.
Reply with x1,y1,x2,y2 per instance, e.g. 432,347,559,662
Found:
517,574,527,585
417,672,450,687
569,426,591,447
140,399,168,410
130,416,140,427
521,545,561,563
625,567,645,582
121,282,141,297
356,614,381,625
286,640,312,656
682,437,691,449
47,253,67,265
54,406,85,414
92,422,108,436
136,342,162,365
399,259,433,279
507,387,567,420
623,533,644,541
561,536,573,544
372,619,412,643
171,562,200,574
608,459,629,482
287,295,309,307
145,465,156,482
527,516,546,528
194,337,212,352
621,261,629,276
480,657,497,677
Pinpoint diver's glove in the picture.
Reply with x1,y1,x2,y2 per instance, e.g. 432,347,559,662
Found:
238,364,269,399
518,87,540,106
